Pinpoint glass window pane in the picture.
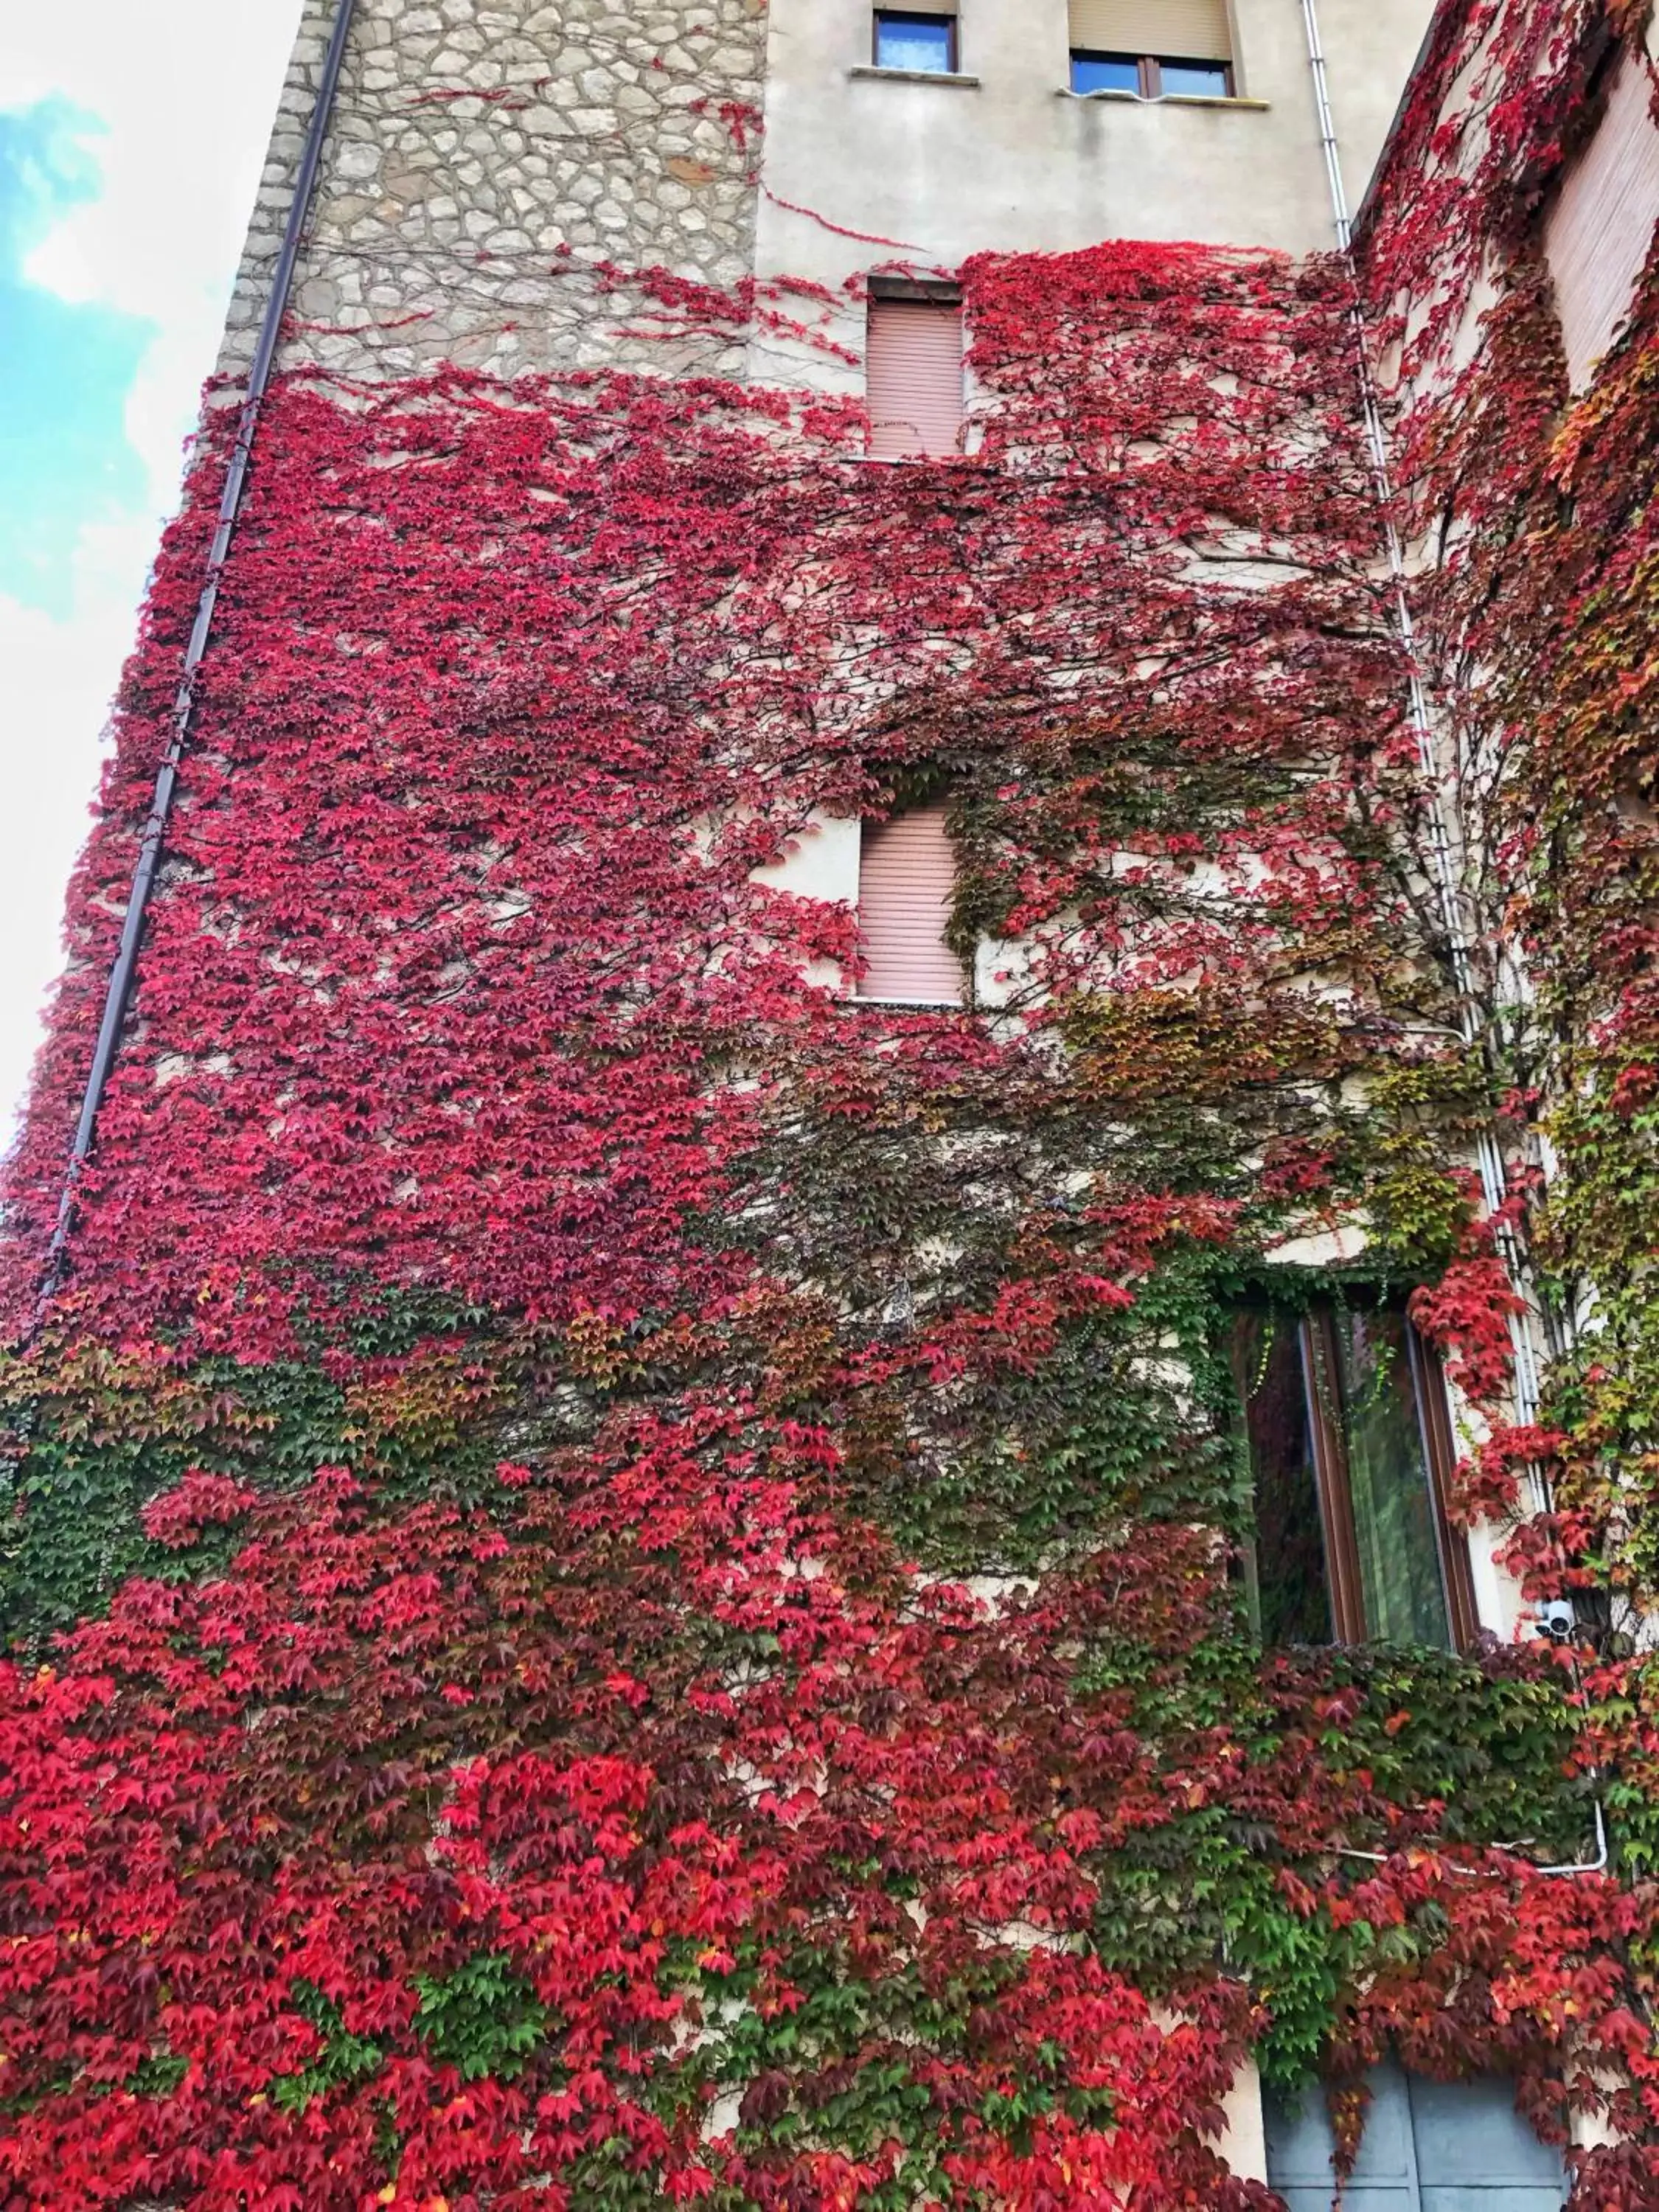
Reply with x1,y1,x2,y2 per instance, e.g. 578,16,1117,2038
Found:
1158,59,1231,97
1331,1307,1451,1648
1071,51,1141,94
875,13,954,72
1232,1312,1334,1644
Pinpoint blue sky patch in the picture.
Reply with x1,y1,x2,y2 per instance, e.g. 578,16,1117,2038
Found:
0,97,155,616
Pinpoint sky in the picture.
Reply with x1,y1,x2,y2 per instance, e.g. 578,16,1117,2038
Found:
0,1,301,1144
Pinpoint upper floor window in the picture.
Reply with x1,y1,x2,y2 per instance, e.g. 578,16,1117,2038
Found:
1068,0,1234,97
1267,2062,1568,2209
1544,41,1659,392
1071,52,1231,97
1230,1300,1476,1652
874,8,958,74
866,285,965,460
1071,52,1143,94
856,806,963,1004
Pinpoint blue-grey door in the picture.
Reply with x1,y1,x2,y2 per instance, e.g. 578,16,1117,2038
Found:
1264,2064,1568,2210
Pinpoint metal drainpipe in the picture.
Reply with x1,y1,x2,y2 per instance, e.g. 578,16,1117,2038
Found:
39,0,359,1298
1298,0,1609,1882
1297,0,1546,1438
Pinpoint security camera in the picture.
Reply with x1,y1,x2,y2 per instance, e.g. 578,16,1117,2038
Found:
1537,1598,1576,1642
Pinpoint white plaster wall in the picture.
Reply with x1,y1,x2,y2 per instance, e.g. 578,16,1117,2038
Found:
1466,1516,1530,1642
1323,0,1442,220
1147,2012,1269,2185
751,810,862,907
750,0,1436,392
751,809,860,991
1217,2056,1270,2184
974,932,1038,1009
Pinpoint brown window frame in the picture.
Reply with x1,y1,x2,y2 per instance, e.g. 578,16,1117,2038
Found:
1234,1301,1479,1654
873,9,960,73
1296,1307,1478,1652
1070,49,1236,98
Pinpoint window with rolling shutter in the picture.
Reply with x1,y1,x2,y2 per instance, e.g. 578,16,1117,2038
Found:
856,807,963,1004
1068,0,1234,98
866,296,965,461
1544,45,1659,392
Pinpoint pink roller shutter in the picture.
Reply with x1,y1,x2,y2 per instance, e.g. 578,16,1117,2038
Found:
857,807,962,1003
866,299,965,460
1545,46,1659,391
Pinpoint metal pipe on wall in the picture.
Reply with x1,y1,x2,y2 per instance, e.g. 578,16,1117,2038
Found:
1297,0,1546,1437
1297,0,1610,1883
41,0,360,1295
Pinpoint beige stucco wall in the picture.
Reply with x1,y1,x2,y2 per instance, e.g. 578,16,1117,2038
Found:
751,810,860,993
223,0,1432,393
1218,2056,1270,2183
748,0,1435,391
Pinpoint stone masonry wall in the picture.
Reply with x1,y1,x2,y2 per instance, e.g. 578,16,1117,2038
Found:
218,0,768,387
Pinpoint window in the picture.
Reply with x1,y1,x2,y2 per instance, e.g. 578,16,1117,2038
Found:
1230,1301,1476,1651
874,9,958,73
1071,52,1142,94
1157,57,1230,96
1266,2062,1567,2209
1071,52,1231,97
866,289,965,460
856,807,962,1004
1067,0,1234,97
1544,43,1659,392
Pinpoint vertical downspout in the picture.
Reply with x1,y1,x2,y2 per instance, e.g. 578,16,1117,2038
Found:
41,0,359,1295
1300,0,1609,1881
1298,0,1546,1440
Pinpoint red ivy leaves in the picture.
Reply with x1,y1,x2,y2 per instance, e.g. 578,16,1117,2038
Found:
0,207,1643,2205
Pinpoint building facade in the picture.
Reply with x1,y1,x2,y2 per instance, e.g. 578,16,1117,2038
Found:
2,0,1658,2205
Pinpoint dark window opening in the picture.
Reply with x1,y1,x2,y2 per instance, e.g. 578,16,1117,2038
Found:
874,10,958,73
1230,1301,1477,1652
1070,49,1234,98
1230,1311,1332,1646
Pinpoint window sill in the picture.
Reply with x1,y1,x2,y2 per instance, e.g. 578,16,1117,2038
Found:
851,995,966,1009
849,65,981,88
850,452,983,468
1060,87,1270,110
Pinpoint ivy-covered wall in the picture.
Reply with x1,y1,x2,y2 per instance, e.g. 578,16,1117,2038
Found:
1357,0,1659,2196
1,80,1655,2212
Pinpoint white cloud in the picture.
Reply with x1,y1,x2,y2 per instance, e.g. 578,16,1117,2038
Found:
0,0,302,1144
0,524,151,1137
